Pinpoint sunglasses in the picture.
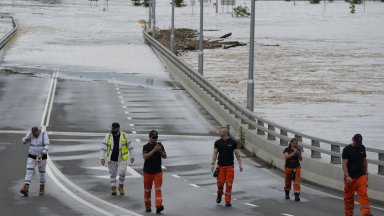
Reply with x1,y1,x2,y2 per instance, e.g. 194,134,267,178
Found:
151,136,158,139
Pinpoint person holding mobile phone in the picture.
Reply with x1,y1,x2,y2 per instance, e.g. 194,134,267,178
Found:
283,137,303,201
142,130,167,214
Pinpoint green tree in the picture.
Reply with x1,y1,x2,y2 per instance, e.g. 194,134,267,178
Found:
175,0,186,7
131,0,142,6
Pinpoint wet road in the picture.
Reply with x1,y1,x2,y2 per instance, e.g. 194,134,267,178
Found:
0,0,383,215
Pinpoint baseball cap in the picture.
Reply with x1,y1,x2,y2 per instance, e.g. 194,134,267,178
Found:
149,130,158,138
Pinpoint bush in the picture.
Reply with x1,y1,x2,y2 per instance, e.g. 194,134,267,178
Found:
175,0,186,7
310,0,321,4
131,0,142,6
233,5,251,18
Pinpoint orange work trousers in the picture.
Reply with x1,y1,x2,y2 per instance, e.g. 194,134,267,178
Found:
143,172,163,208
344,175,371,216
284,167,301,193
216,165,234,203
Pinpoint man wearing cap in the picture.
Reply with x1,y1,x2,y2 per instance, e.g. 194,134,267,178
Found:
142,130,166,214
100,122,134,195
20,126,50,197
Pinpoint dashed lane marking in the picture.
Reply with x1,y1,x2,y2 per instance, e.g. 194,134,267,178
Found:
190,184,200,188
244,203,259,208
172,174,181,178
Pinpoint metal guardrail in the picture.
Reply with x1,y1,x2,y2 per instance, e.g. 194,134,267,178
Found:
143,30,384,175
0,15,17,51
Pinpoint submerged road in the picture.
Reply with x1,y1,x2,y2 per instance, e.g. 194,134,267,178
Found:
1,70,383,216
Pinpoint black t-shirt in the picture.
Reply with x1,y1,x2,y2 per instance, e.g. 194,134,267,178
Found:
143,142,165,174
283,147,301,168
342,144,367,178
214,138,238,166
110,134,120,162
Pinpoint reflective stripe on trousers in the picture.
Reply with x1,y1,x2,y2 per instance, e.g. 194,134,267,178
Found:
216,165,234,203
143,172,163,208
344,175,371,216
24,157,47,184
108,160,127,186
284,167,301,193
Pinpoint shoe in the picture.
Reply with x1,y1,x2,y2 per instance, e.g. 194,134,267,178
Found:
118,184,124,196
294,193,300,202
39,184,45,196
225,202,232,207
20,184,29,197
145,208,152,212
111,186,117,195
216,196,222,204
156,205,164,214
285,190,290,200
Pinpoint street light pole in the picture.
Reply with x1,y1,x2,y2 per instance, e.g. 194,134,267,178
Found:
170,0,175,53
152,0,156,38
247,0,255,111
198,0,204,75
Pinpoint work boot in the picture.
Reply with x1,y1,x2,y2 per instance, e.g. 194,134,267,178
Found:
145,207,152,213
216,195,222,204
294,193,300,202
156,205,164,214
111,186,117,195
20,184,29,197
118,184,124,196
39,184,45,196
285,190,290,199
225,202,232,207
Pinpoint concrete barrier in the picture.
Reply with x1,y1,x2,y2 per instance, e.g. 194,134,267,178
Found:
143,30,384,202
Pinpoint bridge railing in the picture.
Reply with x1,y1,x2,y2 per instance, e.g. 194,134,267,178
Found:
0,15,17,51
143,30,384,176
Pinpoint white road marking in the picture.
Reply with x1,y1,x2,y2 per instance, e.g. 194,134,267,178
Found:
45,69,59,128
116,87,119,90
281,214,294,216
190,184,200,188
127,117,132,120
119,96,123,99
244,203,259,207
87,166,142,178
161,165,167,170
135,139,141,142
171,174,181,178
123,105,127,108
117,92,121,94
130,124,135,127
125,111,129,114
120,100,124,104
132,131,137,134
41,69,59,129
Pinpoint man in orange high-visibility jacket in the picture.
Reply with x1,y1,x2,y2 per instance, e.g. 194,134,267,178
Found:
142,130,166,214
342,134,373,216
211,127,243,207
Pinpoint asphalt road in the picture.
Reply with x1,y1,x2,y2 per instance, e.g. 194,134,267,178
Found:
1,70,383,216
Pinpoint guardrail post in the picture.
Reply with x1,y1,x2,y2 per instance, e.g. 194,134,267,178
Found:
268,125,276,140
257,120,265,135
379,153,384,175
311,140,321,158
280,130,288,146
331,144,341,164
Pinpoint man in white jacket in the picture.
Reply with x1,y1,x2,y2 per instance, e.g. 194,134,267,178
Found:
100,122,134,195
20,126,50,197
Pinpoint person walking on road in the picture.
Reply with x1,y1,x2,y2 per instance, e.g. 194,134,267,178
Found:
211,127,243,207
100,122,134,196
342,134,373,216
283,137,303,201
142,130,166,214
20,126,50,197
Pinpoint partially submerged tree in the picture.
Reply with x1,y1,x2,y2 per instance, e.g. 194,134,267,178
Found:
232,5,250,18
175,0,186,7
131,0,142,6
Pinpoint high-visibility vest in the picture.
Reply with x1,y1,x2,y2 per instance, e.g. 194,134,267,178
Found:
106,132,129,161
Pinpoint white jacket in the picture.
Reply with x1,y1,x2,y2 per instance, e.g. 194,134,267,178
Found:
22,130,50,156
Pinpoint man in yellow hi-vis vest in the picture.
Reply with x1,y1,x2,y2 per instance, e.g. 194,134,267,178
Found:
100,122,134,195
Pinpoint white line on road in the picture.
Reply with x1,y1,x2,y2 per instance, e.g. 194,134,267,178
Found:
281,214,294,216
171,174,181,178
123,105,127,108
135,139,141,142
244,203,259,208
190,184,200,188
130,124,135,127
127,117,132,120
120,100,124,104
45,69,59,128
132,131,137,134
125,111,129,114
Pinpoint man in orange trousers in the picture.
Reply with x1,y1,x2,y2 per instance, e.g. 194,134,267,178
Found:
142,130,167,214
211,127,243,207
342,134,373,216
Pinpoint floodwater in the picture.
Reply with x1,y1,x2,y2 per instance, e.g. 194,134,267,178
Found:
0,0,383,149
155,0,384,149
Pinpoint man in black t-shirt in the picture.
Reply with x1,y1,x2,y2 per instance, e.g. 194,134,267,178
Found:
142,130,167,214
210,127,243,207
342,134,372,216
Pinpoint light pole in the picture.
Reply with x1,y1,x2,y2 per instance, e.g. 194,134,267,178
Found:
247,0,255,111
170,0,175,53
198,0,204,75
152,0,156,38
148,0,152,30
